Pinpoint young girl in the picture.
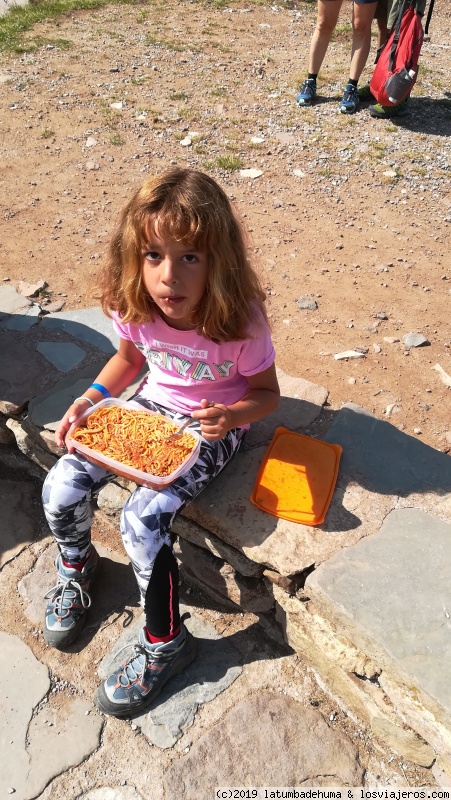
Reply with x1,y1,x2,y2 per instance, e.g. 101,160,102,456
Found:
42,167,280,718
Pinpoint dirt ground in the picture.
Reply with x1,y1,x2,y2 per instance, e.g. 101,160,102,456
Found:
0,0,450,449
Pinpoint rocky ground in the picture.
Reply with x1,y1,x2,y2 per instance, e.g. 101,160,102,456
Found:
0,0,450,795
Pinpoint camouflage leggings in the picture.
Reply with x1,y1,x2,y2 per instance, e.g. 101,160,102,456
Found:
42,396,246,606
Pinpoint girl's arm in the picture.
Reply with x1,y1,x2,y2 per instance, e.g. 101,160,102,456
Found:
192,363,280,441
56,338,146,448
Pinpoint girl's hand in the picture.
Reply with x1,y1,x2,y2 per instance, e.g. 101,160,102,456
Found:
55,401,90,451
192,399,232,441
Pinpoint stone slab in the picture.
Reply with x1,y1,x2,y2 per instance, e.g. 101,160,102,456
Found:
42,307,120,353
37,341,87,372
371,717,435,767
243,368,328,449
0,479,40,567
306,508,451,717
325,402,451,495
98,606,242,748
2,303,40,331
6,417,59,472
163,691,364,797
27,363,145,432
19,541,137,630
183,445,370,577
174,538,273,612
0,632,103,800
27,364,110,431
79,790,144,800
0,284,31,316
0,330,56,414
172,515,263,577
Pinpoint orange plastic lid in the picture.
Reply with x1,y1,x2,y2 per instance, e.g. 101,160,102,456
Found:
250,427,342,525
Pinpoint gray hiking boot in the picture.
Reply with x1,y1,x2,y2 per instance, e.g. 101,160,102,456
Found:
94,620,196,718
44,546,99,649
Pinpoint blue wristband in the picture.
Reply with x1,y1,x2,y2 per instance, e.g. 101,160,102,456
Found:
90,383,111,398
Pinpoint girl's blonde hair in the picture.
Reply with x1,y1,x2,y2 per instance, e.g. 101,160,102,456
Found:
100,168,267,342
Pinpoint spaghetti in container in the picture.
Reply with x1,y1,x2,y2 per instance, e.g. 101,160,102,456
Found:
66,398,201,489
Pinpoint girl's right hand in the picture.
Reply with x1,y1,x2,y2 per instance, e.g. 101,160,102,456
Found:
55,400,90,451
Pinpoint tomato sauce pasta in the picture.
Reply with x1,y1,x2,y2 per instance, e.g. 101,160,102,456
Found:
71,406,196,477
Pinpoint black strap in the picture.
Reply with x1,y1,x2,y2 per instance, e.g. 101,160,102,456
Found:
424,0,435,34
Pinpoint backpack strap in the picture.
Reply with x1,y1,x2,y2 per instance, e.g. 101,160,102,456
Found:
424,0,435,35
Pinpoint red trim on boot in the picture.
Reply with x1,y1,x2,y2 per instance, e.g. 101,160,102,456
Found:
62,548,91,572
145,626,181,644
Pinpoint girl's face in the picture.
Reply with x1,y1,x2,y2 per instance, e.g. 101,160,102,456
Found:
142,229,208,331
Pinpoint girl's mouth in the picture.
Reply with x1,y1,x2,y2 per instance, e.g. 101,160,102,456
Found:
162,296,185,305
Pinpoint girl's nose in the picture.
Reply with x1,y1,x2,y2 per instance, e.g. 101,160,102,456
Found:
161,257,177,283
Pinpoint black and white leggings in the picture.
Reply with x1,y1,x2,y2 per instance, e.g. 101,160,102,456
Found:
42,396,246,637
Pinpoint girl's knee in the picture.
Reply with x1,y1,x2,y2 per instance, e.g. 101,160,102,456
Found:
42,455,92,513
121,486,179,544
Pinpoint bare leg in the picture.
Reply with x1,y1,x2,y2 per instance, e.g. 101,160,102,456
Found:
376,15,388,50
349,1,379,82
308,0,344,75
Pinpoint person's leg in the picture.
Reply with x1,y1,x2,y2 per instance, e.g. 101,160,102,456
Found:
95,427,247,717
309,0,344,74
42,453,115,648
358,0,388,101
374,0,389,48
339,0,378,113
296,0,343,106
349,1,379,81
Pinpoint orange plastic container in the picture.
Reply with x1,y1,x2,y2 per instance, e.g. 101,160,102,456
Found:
250,427,342,525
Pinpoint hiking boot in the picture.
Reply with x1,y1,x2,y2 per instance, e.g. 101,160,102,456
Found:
369,96,410,118
94,622,196,718
358,83,375,102
44,546,99,649
339,83,360,114
296,78,316,107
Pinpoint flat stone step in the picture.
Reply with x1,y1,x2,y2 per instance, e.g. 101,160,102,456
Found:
308,508,451,761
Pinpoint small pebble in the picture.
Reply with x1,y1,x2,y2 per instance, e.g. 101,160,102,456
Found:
239,168,263,179
402,332,430,349
296,297,317,311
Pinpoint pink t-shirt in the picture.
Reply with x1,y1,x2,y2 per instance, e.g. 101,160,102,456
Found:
112,309,275,420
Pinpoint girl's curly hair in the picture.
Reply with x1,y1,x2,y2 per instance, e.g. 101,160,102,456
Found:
99,167,267,342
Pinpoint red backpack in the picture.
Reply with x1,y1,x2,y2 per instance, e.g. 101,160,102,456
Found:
370,0,433,107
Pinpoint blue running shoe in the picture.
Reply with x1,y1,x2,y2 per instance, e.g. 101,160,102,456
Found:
296,78,316,107
95,620,196,717
339,83,360,114
44,547,99,649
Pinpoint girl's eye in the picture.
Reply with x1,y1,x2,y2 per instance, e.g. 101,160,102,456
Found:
144,251,161,262
182,254,198,263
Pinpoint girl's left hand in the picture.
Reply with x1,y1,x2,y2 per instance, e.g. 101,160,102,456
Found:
192,399,232,441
